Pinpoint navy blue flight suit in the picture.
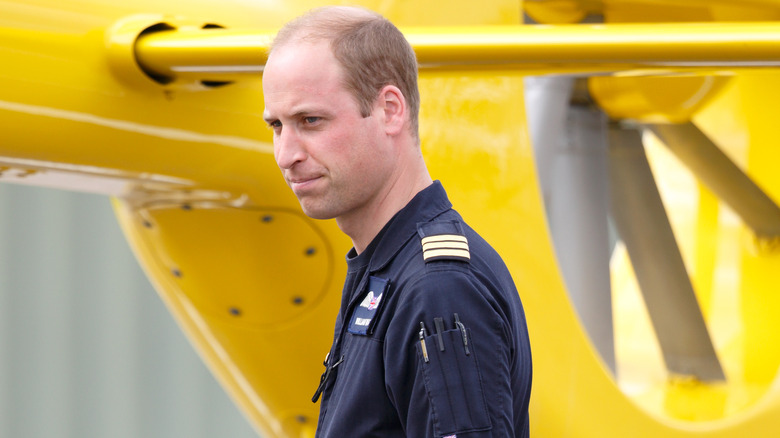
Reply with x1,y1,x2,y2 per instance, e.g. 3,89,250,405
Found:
313,181,532,437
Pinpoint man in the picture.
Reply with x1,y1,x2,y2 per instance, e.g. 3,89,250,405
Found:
262,6,532,437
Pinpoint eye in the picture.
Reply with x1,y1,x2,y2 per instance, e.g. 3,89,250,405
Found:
267,120,282,130
303,116,321,125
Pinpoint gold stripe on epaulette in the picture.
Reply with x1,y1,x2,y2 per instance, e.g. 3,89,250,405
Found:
423,248,471,261
422,241,469,251
421,234,470,261
421,234,468,246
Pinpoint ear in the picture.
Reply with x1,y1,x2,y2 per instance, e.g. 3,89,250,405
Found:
376,85,407,136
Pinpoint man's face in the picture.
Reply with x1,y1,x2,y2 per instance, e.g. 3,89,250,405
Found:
262,41,393,221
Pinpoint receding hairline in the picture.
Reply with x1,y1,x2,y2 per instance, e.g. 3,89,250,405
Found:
269,6,382,54
267,6,422,142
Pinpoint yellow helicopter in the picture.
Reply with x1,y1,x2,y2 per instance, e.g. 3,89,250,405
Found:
2,0,780,436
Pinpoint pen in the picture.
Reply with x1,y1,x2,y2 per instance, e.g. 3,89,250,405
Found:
434,317,445,352
454,313,470,355
418,321,429,363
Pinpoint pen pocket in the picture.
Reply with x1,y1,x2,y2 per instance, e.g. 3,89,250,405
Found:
417,328,491,437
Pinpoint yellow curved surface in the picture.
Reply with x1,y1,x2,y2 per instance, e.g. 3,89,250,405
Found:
1,0,780,437
129,22,780,82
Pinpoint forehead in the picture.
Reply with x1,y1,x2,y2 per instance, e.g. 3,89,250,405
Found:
262,41,348,112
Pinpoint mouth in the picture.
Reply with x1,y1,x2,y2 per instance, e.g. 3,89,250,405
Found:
287,175,322,194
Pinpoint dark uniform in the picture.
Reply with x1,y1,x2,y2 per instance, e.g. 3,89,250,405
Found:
313,181,532,437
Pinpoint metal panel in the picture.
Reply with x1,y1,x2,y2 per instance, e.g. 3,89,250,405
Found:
0,184,258,438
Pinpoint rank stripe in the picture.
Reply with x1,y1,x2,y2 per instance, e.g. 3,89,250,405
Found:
423,248,471,261
421,234,468,246
422,241,469,251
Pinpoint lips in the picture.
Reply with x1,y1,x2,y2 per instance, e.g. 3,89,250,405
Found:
287,175,322,194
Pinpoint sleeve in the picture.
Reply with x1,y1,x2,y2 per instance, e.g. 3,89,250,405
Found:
383,266,515,437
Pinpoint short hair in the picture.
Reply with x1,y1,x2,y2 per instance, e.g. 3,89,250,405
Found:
270,6,420,140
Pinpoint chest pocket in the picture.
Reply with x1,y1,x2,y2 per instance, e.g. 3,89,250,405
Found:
348,276,389,335
417,322,492,437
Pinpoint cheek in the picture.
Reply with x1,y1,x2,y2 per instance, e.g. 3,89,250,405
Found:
325,129,363,162
322,119,382,175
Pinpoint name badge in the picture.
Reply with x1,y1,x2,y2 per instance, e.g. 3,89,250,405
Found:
348,276,389,335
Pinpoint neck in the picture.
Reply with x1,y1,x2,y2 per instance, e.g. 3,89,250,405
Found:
338,159,432,254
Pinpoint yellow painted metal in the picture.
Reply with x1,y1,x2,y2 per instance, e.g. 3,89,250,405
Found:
527,0,780,121
2,0,780,437
589,75,731,123
601,0,780,23
524,0,595,23
0,0,528,436
133,27,272,83
113,199,346,437
133,22,780,83
525,0,780,23
610,74,780,423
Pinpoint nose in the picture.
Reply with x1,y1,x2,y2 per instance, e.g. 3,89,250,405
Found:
274,128,307,170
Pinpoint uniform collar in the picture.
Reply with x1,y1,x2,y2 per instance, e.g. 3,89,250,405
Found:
346,180,452,273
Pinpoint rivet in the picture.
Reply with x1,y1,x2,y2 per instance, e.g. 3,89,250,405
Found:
261,215,274,223
142,220,153,228
292,296,304,305
305,247,317,256
229,307,242,316
172,268,182,278
296,415,308,424
181,204,192,211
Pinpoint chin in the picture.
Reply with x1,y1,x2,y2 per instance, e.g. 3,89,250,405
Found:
299,203,338,221
301,210,333,220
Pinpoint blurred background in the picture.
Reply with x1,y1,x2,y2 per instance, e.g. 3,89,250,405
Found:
0,184,258,438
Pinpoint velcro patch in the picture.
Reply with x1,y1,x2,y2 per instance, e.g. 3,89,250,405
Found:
348,276,389,335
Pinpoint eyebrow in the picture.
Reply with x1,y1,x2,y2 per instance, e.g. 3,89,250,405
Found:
263,107,327,123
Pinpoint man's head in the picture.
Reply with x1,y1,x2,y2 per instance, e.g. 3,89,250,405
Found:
262,7,431,250
269,6,420,140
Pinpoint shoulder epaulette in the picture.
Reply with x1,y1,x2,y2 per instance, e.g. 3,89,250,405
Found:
417,220,470,263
